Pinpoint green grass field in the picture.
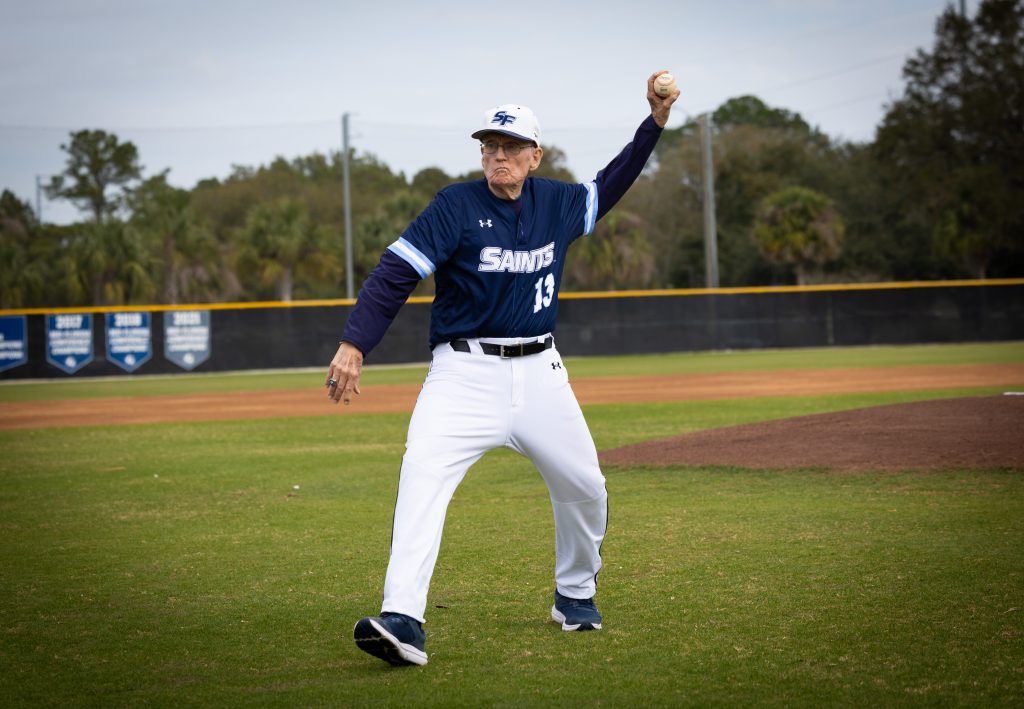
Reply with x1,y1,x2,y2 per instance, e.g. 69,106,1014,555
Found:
1,343,1022,707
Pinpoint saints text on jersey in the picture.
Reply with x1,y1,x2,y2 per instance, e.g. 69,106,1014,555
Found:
477,242,555,273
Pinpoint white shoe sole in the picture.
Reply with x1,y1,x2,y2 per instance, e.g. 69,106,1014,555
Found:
353,617,428,666
551,606,602,631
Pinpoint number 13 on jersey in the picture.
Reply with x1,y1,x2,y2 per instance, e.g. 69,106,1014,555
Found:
533,273,555,313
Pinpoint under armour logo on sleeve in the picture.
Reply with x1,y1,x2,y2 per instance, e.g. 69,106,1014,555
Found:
479,219,493,228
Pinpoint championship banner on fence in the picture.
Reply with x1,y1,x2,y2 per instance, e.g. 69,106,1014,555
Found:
164,310,211,370
46,313,93,374
0,315,28,374
106,311,152,373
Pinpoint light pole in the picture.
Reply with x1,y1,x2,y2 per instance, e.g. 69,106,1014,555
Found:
35,175,44,222
341,113,354,300
699,113,719,288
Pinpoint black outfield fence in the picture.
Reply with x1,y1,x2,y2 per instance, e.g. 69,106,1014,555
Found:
1,279,1022,380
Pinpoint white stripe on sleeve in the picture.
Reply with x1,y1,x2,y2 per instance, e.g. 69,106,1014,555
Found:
387,237,436,278
582,181,598,236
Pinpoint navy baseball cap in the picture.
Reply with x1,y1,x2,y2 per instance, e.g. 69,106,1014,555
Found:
471,104,541,146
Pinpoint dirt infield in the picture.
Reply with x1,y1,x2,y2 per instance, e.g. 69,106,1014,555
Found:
599,395,1024,472
3,362,1023,472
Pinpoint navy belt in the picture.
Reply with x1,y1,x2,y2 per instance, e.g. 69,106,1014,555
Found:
449,337,553,358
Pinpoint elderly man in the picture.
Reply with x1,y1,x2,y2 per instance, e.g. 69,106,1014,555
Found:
327,71,679,666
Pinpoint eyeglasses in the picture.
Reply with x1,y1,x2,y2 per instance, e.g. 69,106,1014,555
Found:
480,140,536,156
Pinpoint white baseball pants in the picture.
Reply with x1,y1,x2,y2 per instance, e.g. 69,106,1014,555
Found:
380,335,608,623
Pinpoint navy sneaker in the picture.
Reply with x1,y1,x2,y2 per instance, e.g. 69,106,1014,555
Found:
353,612,428,666
551,590,603,631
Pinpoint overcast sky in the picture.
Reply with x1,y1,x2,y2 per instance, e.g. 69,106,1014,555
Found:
2,0,969,225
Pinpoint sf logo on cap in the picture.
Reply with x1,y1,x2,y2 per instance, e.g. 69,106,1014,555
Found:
491,111,517,127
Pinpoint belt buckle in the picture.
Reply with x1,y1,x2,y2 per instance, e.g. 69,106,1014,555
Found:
499,343,523,358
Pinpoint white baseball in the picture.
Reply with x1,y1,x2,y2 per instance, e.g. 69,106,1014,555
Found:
654,73,677,98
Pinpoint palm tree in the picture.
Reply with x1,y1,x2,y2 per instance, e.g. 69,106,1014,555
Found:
564,211,654,291
752,186,844,285
129,173,222,304
71,220,157,305
239,199,340,301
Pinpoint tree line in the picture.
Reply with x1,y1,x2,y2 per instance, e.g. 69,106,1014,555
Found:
1,0,1021,309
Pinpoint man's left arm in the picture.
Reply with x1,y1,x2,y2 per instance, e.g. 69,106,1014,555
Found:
592,70,680,220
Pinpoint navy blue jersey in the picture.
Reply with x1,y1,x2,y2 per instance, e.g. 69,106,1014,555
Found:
341,115,663,356
390,178,596,346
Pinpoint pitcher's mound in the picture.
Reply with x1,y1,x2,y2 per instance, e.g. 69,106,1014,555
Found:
598,395,1024,472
